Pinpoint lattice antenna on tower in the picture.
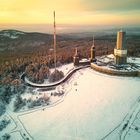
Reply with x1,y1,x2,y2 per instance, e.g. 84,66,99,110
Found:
53,11,57,71
92,35,95,47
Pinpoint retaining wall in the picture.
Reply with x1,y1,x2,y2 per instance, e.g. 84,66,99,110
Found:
91,63,139,77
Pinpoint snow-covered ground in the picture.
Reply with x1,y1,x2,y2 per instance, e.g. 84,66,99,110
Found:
19,68,140,140
97,54,140,65
50,63,74,76
96,55,140,72
127,57,140,66
0,30,25,39
43,63,74,84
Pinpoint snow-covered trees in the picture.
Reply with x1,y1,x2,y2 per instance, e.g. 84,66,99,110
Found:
11,82,26,95
0,83,26,105
0,85,12,104
28,96,50,108
13,95,25,112
1,133,11,140
49,69,64,82
0,119,10,131
0,104,6,116
25,64,50,84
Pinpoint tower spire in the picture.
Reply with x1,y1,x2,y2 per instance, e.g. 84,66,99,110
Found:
90,35,96,62
75,47,78,56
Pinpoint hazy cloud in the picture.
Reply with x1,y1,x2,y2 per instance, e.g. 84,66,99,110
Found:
83,0,140,12
0,0,139,26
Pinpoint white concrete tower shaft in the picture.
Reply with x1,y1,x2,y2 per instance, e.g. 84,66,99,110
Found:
114,31,127,65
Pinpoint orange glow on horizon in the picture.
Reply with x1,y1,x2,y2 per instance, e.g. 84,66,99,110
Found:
0,0,139,26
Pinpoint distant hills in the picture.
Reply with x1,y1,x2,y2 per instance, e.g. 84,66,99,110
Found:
61,27,140,39
0,30,58,53
0,30,26,39
0,29,140,54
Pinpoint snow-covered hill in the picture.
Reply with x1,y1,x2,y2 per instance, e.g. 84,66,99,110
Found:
1,63,140,140
0,30,25,39
0,29,54,52
19,68,140,140
4,65,140,140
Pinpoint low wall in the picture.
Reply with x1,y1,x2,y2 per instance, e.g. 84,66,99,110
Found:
21,65,90,88
91,63,139,77
79,61,90,66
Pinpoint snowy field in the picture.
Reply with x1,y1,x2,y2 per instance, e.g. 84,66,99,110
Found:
19,68,140,140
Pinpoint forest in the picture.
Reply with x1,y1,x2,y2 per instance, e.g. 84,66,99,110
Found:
0,33,140,111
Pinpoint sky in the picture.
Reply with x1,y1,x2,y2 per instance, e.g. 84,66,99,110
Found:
0,0,140,32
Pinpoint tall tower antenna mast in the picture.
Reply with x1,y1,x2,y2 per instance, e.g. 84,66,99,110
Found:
92,35,94,46
53,11,57,71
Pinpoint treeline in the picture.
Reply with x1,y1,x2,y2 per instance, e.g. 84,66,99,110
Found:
0,35,139,118
1,36,140,84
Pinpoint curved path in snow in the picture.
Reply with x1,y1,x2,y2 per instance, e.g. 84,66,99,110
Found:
21,65,90,88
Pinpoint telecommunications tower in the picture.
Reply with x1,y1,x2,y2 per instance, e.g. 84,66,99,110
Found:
114,30,127,65
53,11,57,71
